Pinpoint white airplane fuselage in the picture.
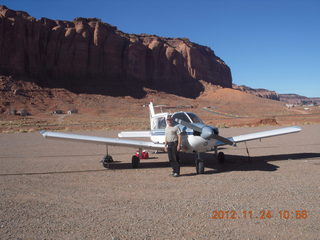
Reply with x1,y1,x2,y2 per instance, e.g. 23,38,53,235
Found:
150,128,218,153
147,102,221,153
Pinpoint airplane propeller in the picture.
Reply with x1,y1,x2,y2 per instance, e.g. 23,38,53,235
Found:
174,118,235,146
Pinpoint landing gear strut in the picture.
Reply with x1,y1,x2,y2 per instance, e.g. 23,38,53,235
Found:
101,145,114,168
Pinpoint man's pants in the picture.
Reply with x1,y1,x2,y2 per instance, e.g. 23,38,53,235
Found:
167,141,180,174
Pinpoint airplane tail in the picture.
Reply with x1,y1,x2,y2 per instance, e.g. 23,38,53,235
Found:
149,102,155,130
148,102,168,130
119,102,167,140
149,102,155,118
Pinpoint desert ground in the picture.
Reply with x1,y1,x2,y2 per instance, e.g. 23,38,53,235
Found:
0,124,319,240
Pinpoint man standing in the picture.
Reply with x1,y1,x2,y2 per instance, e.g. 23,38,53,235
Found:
164,115,181,177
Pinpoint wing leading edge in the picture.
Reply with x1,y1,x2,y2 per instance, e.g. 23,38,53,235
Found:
229,126,302,144
118,131,151,138
40,131,165,150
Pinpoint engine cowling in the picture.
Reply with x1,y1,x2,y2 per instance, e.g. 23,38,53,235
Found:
200,126,219,140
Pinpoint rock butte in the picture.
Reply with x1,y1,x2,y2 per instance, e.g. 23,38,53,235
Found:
0,5,232,98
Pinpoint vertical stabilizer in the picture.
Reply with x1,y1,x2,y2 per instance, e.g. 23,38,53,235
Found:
149,102,155,130
149,102,168,130
149,102,155,117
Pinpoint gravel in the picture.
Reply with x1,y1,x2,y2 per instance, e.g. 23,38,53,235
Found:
0,125,319,239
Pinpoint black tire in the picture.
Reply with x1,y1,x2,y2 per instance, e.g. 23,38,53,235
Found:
196,159,205,174
218,152,225,164
132,155,140,168
102,155,113,168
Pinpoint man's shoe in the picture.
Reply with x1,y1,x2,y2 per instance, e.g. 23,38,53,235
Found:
173,173,180,177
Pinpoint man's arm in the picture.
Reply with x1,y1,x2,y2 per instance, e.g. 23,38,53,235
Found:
164,131,168,152
177,133,181,152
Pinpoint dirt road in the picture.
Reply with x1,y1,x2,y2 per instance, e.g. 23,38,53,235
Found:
0,125,319,239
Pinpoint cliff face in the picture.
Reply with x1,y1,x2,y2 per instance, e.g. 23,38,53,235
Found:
233,84,280,101
279,94,320,105
0,6,232,98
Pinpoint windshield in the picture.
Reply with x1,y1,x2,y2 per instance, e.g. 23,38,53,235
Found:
186,113,203,124
172,112,190,124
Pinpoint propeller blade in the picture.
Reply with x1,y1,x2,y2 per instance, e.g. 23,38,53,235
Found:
212,134,235,146
174,118,202,132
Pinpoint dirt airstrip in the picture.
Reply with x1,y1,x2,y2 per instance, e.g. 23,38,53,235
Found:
0,124,319,239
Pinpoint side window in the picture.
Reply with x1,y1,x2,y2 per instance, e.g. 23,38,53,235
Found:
158,117,166,129
152,117,167,129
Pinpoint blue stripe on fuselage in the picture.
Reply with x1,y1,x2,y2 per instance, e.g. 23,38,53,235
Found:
151,125,194,136
151,131,194,136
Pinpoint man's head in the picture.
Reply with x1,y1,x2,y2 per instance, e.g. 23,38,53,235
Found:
166,115,174,126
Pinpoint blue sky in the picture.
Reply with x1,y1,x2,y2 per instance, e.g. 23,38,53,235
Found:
2,0,320,97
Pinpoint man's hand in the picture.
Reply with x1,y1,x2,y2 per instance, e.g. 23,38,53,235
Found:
164,146,168,152
177,145,181,152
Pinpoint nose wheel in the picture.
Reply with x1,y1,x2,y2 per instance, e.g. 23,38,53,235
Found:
195,159,205,174
218,152,225,164
195,152,205,174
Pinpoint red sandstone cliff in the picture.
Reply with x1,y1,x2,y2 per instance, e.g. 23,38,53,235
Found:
279,94,320,105
0,5,232,98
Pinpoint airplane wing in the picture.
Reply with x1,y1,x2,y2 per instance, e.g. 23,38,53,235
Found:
118,131,151,138
216,126,301,146
40,131,164,150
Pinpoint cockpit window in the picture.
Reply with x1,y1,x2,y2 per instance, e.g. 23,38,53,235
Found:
152,116,167,130
158,117,167,129
186,113,203,124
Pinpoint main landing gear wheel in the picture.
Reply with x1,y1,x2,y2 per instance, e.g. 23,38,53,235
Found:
218,152,225,164
195,159,205,174
102,155,113,168
132,155,140,168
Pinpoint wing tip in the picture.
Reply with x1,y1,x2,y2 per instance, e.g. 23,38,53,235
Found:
292,126,302,131
39,130,47,136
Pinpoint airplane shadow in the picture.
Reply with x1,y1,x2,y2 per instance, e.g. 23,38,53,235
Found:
2,153,318,177
107,152,320,176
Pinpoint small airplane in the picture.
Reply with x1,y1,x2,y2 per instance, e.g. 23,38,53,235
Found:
40,102,302,174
